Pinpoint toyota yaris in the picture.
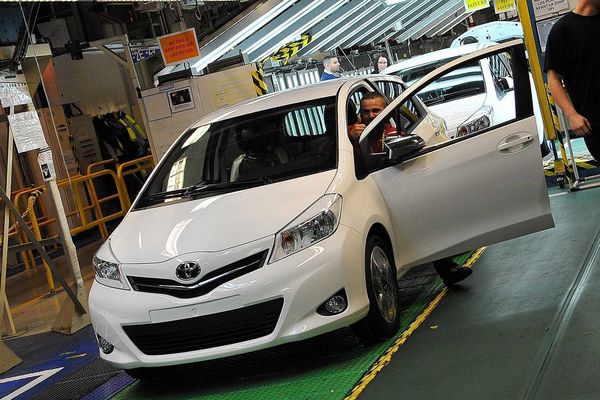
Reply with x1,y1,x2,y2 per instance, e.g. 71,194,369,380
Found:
90,41,553,378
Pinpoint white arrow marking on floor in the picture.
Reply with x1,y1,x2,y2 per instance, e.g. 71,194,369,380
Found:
0,367,63,400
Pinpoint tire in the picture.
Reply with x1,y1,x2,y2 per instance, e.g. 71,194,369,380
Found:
353,235,400,341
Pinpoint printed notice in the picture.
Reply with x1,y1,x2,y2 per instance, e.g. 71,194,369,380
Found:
158,28,200,66
8,110,48,153
537,15,562,52
533,0,569,19
494,0,516,13
464,0,490,12
37,149,56,181
0,83,32,107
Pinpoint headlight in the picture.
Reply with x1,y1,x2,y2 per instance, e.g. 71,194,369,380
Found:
270,194,342,263
457,105,493,137
93,255,129,290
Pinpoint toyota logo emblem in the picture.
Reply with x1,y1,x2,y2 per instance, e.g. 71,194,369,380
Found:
176,262,201,281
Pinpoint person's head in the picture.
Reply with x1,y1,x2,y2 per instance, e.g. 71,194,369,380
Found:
376,54,389,72
359,92,386,125
576,0,600,13
588,0,600,10
323,55,340,73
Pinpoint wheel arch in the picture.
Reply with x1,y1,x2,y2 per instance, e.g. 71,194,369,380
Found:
367,223,396,272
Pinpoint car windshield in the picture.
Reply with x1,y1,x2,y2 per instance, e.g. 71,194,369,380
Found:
136,97,338,208
392,58,485,106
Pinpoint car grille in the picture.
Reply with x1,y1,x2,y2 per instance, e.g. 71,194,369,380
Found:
127,250,268,299
122,298,284,355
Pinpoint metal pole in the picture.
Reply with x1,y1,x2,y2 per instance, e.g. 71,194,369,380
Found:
0,105,15,334
385,39,394,64
42,162,84,289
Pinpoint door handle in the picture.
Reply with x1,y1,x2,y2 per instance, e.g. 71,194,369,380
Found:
498,135,533,152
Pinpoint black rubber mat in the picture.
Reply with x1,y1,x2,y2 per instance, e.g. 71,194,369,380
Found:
31,359,123,400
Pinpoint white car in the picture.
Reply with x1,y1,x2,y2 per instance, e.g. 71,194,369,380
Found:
382,42,550,155
89,41,553,378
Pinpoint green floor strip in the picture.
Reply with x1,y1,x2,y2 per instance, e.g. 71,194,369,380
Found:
114,253,479,400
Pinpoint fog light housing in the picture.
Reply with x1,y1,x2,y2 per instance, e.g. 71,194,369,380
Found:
97,334,114,354
317,289,348,316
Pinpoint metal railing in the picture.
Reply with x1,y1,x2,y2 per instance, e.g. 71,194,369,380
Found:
9,155,155,291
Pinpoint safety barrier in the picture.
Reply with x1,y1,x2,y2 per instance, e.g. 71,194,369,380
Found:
8,155,155,291
116,155,155,210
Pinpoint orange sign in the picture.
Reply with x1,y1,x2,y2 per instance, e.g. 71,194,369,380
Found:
158,28,200,66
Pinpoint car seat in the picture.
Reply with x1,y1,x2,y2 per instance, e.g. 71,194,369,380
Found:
230,125,282,182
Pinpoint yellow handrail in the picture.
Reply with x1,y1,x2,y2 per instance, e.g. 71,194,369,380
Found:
86,158,117,175
12,170,127,292
116,155,155,210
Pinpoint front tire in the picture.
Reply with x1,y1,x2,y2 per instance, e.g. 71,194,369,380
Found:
353,235,400,341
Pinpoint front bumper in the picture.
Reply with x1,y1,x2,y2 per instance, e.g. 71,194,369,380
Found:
89,225,367,369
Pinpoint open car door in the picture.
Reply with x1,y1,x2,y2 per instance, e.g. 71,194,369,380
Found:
358,40,554,268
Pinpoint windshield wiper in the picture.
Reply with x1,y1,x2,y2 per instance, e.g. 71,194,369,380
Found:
143,177,272,202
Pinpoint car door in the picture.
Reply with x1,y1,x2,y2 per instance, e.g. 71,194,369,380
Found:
358,40,554,268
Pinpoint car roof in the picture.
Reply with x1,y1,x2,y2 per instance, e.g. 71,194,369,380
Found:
381,42,494,75
192,76,364,127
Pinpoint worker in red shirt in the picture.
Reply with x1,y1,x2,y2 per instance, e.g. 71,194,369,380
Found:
348,92,399,153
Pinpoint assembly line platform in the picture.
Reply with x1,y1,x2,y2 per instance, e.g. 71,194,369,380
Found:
1,183,599,400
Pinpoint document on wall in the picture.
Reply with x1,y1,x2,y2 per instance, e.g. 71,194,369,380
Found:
536,15,562,52
533,0,569,20
37,149,56,181
0,82,32,107
7,111,48,153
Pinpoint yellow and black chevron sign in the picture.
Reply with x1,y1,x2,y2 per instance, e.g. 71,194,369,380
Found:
251,63,268,97
267,33,313,65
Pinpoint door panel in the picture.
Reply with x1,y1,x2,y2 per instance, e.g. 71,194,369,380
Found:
372,115,552,267
364,41,554,267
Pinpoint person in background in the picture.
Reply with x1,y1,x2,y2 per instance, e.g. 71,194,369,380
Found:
320,55,341,81
545,0,600,162
371,53,389,74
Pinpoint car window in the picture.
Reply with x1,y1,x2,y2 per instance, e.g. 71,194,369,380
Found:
346,86,371,126
488,53,513,99
407,51,516,139
374,80,404,101
136,97,337,208
355,48,527,179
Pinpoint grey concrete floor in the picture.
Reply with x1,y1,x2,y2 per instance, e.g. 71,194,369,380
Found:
360,186,600,400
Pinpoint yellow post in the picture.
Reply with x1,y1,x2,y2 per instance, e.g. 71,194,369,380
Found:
85,176,109,239
516,0,557,142
27,206,55,293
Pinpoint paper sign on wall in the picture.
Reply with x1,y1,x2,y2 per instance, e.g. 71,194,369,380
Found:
158,28,200,66
7,111,48,153
533,0,569,19
0,83,32,107
37,149,56,181
464,0,490,12
495,0,516,13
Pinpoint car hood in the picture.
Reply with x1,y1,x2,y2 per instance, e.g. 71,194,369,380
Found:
109,171,336,263
427,92,487,137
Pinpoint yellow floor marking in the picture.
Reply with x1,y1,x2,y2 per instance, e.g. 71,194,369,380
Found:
345,247,486,400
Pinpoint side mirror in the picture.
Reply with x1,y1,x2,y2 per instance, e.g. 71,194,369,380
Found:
499,76,514,92
384,134,425,162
